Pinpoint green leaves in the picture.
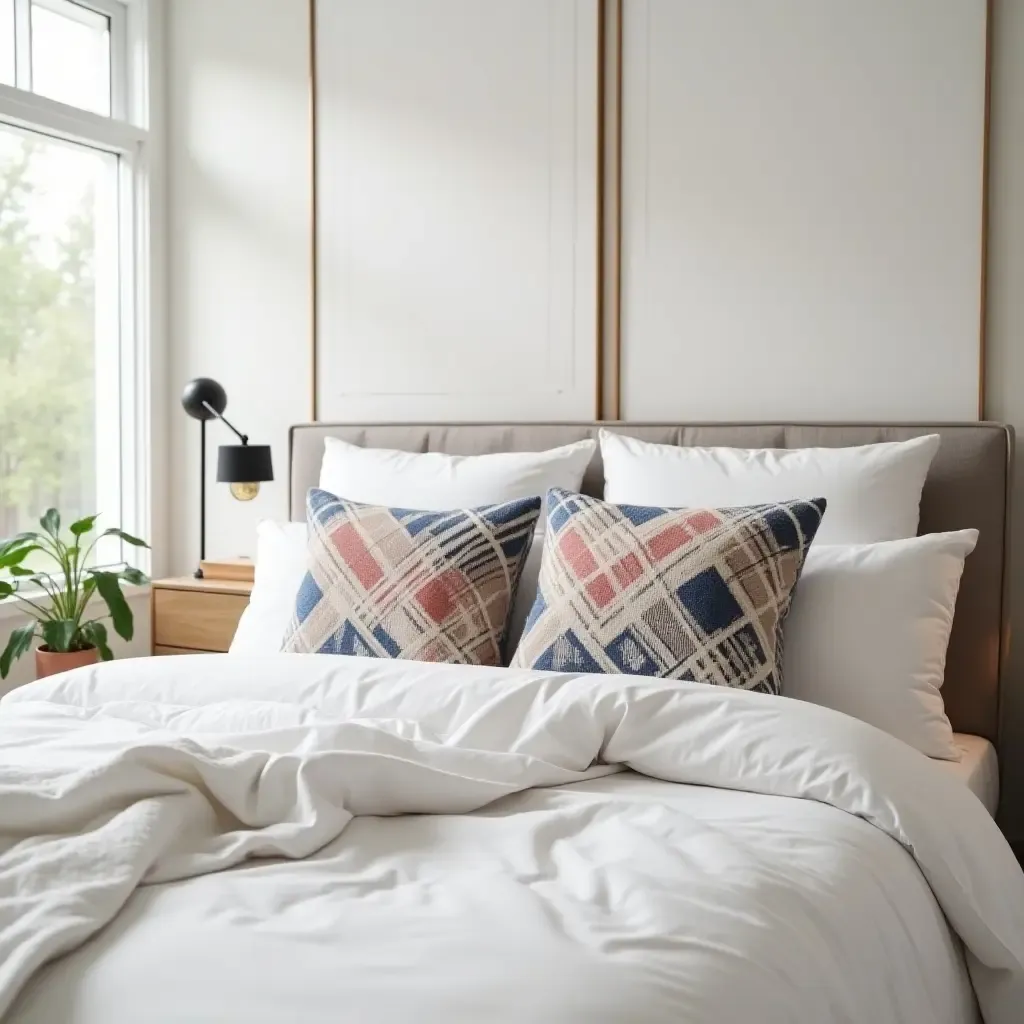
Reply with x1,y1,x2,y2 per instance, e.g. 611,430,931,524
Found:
0,507,147,671
100,528,149,549
69,514,99,537
88,570,134,641
39,619,77,653
0,531,39,555
0,543,37,571
80,621,113,661
39,508,60,537
0,623,36,679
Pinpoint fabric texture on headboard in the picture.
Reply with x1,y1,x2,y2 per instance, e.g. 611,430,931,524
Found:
289,422,1013,745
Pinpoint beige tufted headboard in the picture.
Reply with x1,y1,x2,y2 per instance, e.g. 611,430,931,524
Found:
289,421,1013,746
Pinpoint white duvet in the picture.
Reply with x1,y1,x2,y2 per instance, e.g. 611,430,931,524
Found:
1,654,1023,1024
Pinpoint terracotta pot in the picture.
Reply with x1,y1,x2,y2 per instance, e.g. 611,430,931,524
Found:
34,644,99,679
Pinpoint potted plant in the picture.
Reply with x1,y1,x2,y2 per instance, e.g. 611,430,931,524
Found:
0,509,149,680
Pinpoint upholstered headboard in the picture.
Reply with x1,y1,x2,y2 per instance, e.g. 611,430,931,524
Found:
289,422,1014,745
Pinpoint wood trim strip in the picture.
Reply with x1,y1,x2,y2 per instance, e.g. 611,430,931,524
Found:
610,0,623,421
309,0,319,422
595,0,606,420
978,0,993,420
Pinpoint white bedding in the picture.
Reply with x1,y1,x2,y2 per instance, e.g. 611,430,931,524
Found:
943,733,1000,815
2,655,1023,1024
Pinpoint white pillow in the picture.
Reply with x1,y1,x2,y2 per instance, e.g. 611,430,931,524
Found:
782,530,978,759
599,430,940,545
231,439,597,657
320,437,596,511
228,521,308,656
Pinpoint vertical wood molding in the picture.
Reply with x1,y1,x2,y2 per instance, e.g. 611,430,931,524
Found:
979,0,994,419
309,0,319,422
595,0,606,419
599,0,623,421
611,0,623,420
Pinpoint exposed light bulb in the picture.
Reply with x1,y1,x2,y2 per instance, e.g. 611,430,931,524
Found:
229,481,260,502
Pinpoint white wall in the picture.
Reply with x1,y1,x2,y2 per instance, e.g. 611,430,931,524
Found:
166,0,312,568
315,0,598,422
621,0,986,421
164,2,991,563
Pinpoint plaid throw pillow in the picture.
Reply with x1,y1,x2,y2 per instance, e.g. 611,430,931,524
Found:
510,489,826,693
283,489,541,666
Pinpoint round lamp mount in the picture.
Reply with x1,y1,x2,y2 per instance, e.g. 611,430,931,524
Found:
181,378,227,421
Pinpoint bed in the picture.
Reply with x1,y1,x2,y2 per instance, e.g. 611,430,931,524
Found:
1,421,1021,1024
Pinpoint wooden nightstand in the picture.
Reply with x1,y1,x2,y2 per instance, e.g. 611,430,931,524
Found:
151,577,253,655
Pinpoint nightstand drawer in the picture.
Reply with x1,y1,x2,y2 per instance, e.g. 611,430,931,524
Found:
153,589,248,652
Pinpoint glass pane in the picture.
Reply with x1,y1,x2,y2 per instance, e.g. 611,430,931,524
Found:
0,124,121,570
30,0,111,116
0,0,13,86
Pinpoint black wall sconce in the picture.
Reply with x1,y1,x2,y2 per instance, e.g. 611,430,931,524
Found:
181,377,274,578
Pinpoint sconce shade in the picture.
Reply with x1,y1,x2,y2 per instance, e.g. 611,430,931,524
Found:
217,444,273,484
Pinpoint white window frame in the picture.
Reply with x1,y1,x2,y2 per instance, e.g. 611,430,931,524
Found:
0,0,164,586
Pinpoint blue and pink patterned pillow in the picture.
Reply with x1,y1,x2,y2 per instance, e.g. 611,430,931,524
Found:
510,489,826,693
282,488,540,666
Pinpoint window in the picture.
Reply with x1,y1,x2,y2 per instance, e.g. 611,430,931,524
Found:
0,1,13,87
30,0,113,116
0,0,155,572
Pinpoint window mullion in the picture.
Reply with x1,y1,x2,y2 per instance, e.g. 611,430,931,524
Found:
12,0,31,90
0,82,146,153
62,0,125,20
107,0,127,121
116,148,138,569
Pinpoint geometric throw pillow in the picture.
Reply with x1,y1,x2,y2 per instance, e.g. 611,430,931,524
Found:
282,488,541,667
510,489,826,694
